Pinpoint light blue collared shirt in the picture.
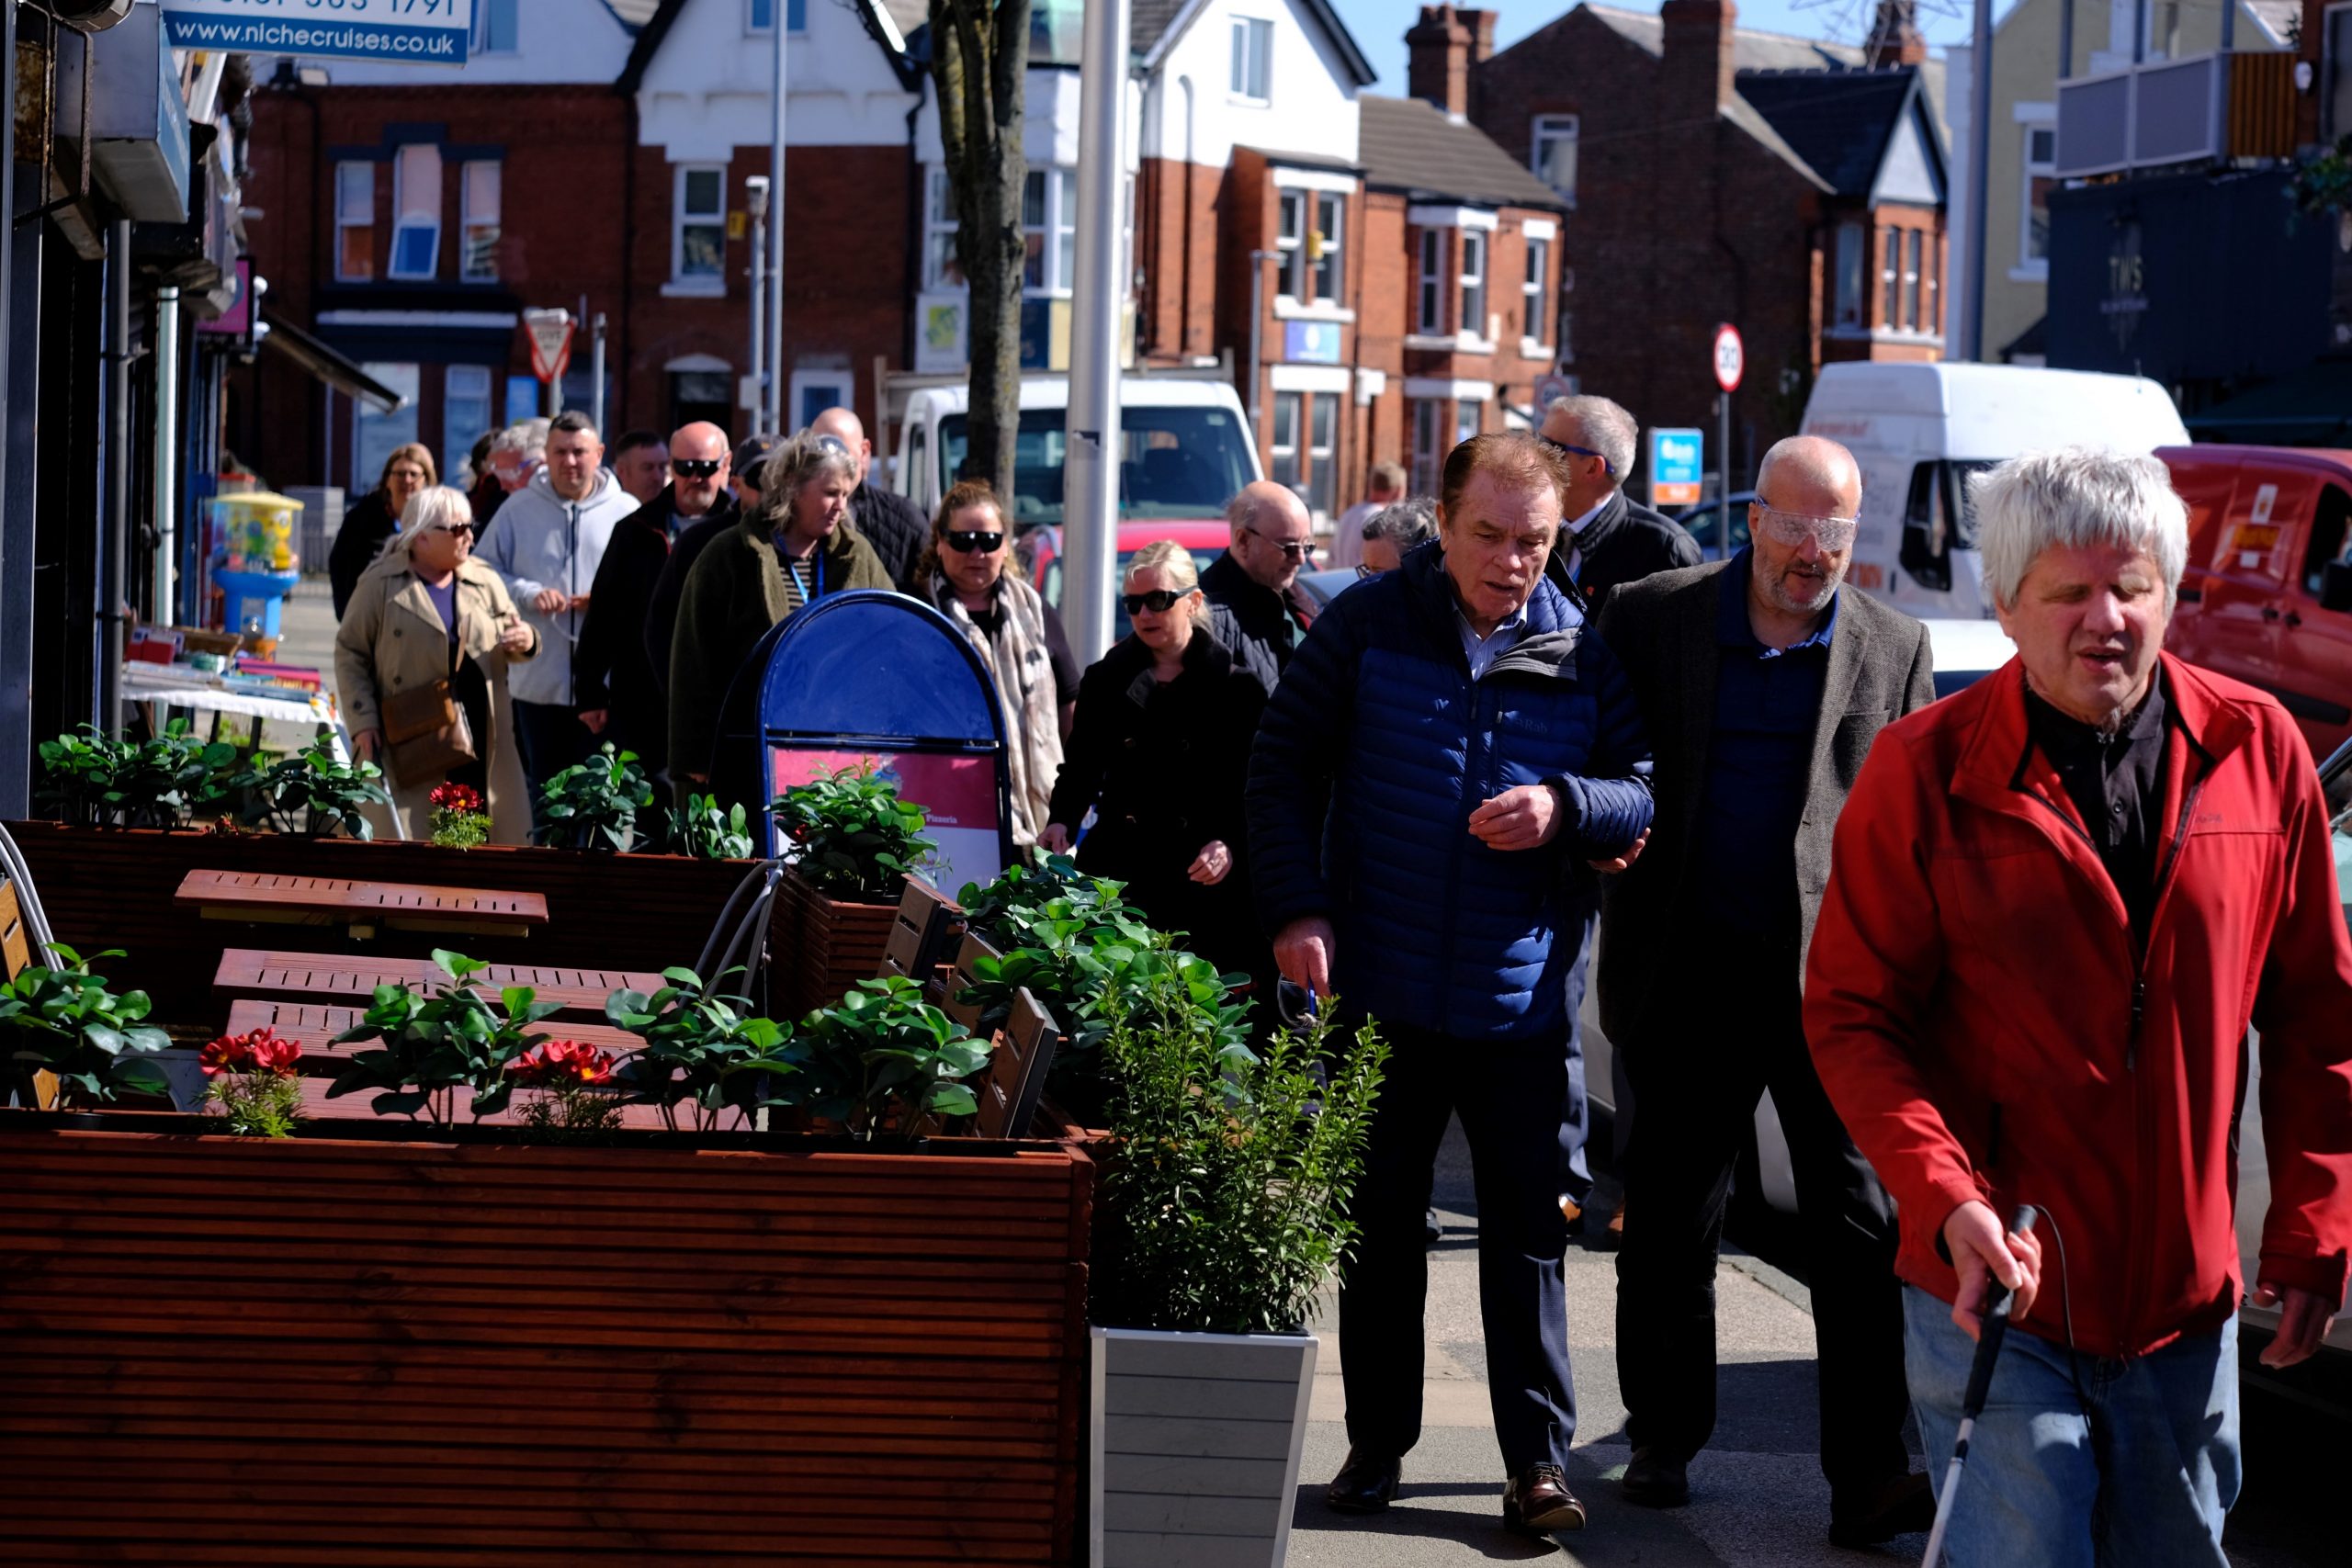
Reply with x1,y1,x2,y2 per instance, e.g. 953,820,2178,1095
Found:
1455,600,1530,681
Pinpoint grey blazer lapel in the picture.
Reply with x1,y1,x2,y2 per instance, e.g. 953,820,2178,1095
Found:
1805,592,1868,787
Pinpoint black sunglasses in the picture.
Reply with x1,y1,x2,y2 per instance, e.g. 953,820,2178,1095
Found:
425,523,475,538
1246,525,1313,560
1121,589,1189,615
944,530,1005,553
673,458,722,478
1539,435,1615,477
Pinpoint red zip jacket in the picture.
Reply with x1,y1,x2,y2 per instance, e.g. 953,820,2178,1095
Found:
1804,654,2352,1359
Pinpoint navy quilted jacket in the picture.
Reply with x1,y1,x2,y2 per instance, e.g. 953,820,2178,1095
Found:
1247,542,1655,1040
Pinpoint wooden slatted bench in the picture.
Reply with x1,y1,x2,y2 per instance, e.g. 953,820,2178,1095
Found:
212,950,661,1021
220,998,642,1066
175,868,548,940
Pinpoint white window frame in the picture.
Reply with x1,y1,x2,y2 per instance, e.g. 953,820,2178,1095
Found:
471,0,518,54
1310,191,1343,305
387,145,442,282
459,160,501,283
1417,228,1442,333
1880,226,1900,330
1274,189,1306,301
1902,229,1922,331
1459,231,1487,344
671,164,728,293
745,0,807,34
1306,392,1337,517
1410,398,1443,494
334,161,374,284
1833,220,1866,331
922,166,964,290
1230,15,1272,103
2014,104,2057,281
1522,234,1550,349
1531,113,1577,208
787,368,854,434
1270,389,1302,491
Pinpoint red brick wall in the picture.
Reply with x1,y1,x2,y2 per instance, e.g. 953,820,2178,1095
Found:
1136,155,1229,366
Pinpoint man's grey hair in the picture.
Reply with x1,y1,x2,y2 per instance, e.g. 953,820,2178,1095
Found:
1976,446,2188,612
491,418,550,461
1362,496,1438,551
1544,394,1637,486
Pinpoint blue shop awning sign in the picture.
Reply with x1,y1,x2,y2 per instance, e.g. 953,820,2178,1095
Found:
163,1,471,67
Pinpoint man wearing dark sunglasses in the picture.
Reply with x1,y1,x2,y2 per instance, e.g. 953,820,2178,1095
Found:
1538,395,1700,616
1202,480,1319,694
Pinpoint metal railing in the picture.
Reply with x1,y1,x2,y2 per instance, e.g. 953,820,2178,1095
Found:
2054,50,2298,178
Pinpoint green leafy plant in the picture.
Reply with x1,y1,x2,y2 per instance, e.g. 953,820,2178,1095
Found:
2288,134,2352,228
957,852,1128,949
507,1039,628,1143
1090,985,1387,1337
243,738,389,839
326,950,565,1122
36,721,241,829
771,763,935,901
202,1026,305,1137
0,944,174,1107
536,743,655,852
429,782,492,849
665,794,756,860
795,976,989,1140
605,967,805,1133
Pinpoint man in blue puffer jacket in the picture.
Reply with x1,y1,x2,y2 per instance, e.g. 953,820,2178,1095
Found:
1249,432,1654,1540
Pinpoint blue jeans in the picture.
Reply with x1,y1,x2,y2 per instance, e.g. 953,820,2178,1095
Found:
1904,1286,2239,1568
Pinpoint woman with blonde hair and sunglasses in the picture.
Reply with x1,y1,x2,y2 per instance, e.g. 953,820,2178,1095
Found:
1042,539,1270,987
334,486,537,840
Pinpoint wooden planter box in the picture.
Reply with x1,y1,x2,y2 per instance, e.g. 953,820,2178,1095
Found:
0,1121,1094,1564
1089,1326,1317,1568
775,871,897,1021
4,821,759,1026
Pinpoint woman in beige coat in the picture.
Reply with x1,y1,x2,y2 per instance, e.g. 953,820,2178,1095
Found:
334,486,538,841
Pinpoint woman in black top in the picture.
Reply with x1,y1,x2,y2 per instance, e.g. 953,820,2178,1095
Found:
1042,540,1269,990
329,443,436,618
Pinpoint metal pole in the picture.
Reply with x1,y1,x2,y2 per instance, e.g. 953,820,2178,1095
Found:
1246,249,1274,431
103,220,130,736
591,312,608,434
749,205,767,429
2059,0,2074,79
1716,392,1732,558
1962,0,1994,361
2132,0,2145,62
547,370,563,418
1062,0,1132,669
153,288,183,622
766,12,787,434
2221,0,2233,51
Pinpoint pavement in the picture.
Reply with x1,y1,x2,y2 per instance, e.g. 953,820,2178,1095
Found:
277,575,341,705
1284,1118,2336,1568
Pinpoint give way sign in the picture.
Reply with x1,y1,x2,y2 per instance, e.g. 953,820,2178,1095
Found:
1712,322,1745,394
524,309,575,385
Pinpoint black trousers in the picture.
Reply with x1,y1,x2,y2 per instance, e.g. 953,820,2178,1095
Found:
511,699,594,833
1339,1022,1576,1476
1612,949,1910,1499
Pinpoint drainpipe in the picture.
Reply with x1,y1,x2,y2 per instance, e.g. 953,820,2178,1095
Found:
103,220,131,735
153,288,182,621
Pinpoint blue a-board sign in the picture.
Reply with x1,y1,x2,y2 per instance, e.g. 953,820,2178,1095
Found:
1649,427,1703,510
162,0,473,66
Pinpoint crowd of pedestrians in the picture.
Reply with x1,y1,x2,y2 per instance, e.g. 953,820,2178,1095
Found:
324,392,2352,1563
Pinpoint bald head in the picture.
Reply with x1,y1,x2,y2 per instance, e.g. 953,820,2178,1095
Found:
1227,480,1315,592
668,421,732,518
1756,435,1862,519
810,406,871,486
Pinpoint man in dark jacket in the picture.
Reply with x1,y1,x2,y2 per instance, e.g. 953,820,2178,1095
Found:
575,421,735,792
1204,480,1317,693
1541,395,1702,615
646,434,775,699
1596,436,1936,1544
1250,432,1653,1541
810,406,927,591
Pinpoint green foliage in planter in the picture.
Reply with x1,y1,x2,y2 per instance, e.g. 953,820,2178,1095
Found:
37,721,240,829
1090,987,1388,1337
771,763,935,901
327,950,566,1122
665,794,756,860
796,976,989,1139
605,967,806,1133
957,852,1131,950
243,739,390,839
2288,134,2352,227
0,945,173,1107
536,743,655,852
209,1071,304,1138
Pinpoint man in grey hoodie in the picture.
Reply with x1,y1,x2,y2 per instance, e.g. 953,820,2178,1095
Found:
477,410,636,826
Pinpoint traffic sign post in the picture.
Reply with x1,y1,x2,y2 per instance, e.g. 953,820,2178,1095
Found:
1712,323,1744,558
1648,428,1703,510
524,309,575,416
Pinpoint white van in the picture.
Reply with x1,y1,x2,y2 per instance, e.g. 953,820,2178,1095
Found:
888,374,1261,528
1799,363,2190,619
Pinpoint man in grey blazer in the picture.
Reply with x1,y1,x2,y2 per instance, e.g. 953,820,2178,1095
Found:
1594,435,1938,1547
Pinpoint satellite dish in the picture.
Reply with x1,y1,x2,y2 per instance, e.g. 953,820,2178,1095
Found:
51,0,137,31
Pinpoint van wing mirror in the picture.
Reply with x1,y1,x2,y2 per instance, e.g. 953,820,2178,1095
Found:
2323,559,2352,615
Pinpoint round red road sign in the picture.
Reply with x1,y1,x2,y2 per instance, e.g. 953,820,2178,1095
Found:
1712,322,1744,394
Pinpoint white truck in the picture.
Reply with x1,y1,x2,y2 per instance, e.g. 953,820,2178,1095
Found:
1799,362,2190,619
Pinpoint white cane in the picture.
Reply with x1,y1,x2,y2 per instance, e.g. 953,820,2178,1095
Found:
1920,1205,2039,1568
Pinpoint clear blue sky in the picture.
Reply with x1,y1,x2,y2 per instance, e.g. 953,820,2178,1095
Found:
1325,0,2024,93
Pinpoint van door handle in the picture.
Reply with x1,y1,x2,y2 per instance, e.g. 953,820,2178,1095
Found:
2284,611,2303,628
2261,606,2281,622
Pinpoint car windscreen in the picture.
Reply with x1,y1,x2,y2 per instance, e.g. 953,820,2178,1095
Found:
940,405,1256,528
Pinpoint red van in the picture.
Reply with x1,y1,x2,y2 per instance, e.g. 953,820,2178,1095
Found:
2162,445,2352,760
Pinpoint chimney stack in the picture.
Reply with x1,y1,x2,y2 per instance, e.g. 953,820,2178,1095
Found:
1407,5,1474,122
1866,0,1928,67
1660,0,1737,120
1463,7,1498,68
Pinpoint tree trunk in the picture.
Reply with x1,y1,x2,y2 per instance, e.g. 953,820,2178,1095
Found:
929,0,1031,503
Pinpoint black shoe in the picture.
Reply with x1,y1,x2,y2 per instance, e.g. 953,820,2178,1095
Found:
1502,1462,1588,1536
1424,1206,1442,1246
1326,1447,1401,1514
1828,1470,1934,1547
1622,1445,1690,1507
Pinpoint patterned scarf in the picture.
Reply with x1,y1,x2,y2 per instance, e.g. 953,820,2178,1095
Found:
928,570,1064,846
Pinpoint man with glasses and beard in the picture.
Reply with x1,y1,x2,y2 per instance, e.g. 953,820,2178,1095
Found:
1592,436,1939,1547
1203,479,1318,694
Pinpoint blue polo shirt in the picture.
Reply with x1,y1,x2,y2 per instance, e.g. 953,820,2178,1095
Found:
1695,547,1838,942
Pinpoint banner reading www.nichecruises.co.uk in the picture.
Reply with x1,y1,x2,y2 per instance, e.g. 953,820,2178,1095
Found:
161,0,473,67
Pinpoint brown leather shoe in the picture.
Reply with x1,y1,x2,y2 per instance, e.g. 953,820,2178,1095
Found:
1828,1470,1934,1546
1621,1445,1690,1507
1502,1462,1588,1536
1326,1447,1401,1514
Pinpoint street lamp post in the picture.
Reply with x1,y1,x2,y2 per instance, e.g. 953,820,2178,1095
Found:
746,175,771,427
1245,248,1278,438
1061,0,1132,667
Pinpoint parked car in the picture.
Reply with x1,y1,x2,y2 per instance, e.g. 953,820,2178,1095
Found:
1671,491,1757,560
2162,444,2352,761
1295,567,1359,610
1025,518,1234,642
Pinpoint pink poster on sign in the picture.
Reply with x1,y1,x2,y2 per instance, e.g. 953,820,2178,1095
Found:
769,748,1004,891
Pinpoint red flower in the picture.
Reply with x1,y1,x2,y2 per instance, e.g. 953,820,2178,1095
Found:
509,1039,614,1087
199,1034,247,1077
202,1028,301,1077
430,782,483,813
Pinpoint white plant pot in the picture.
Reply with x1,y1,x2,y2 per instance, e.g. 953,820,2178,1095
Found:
1089,1325,1317,1568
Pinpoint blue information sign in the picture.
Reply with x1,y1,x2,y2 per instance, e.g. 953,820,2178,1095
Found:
1648,427,1704,510
1283,321,1343,365
162,1,472,67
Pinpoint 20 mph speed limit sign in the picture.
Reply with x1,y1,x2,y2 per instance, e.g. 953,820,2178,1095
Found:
1712,323,1745,394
